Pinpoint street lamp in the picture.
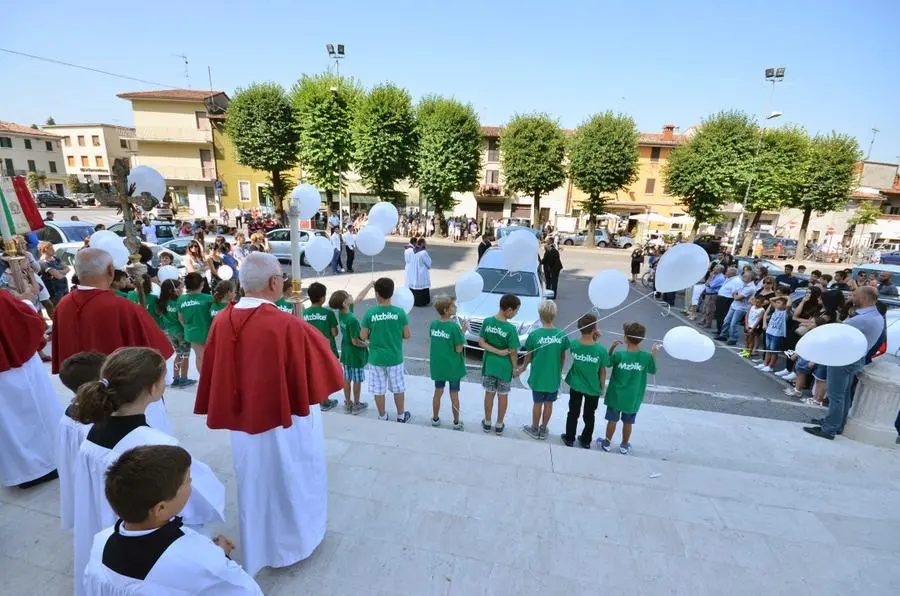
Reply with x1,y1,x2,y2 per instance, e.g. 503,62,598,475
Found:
326,43,345,77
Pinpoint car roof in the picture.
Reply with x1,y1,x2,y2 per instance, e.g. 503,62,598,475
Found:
49,221,95,229
477,247,538,273
853,263,900,273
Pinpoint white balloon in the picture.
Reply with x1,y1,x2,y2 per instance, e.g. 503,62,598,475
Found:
796,323,868,366
588,269,630,310
520,363,532,390
655,243,710,293
455,271,484,303
290,184,321,220
369,202,399,234
127,166,166,201
151,283,161,297
663,326,701,360
502,230,538,272
393,285,414,313
356,226,386,256
304,236,334,272
158,265,179,282
106,241,130,269
89,230,119,247
686,335,716,363
217,265,234,281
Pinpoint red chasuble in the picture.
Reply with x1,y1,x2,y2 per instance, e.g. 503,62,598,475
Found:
51,288,174,374
194,303,343,434
0,291,46,373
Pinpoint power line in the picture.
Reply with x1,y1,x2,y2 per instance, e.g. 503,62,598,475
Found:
0,47,177,88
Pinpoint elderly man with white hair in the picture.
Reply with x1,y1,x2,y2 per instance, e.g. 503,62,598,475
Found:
194,252,343,576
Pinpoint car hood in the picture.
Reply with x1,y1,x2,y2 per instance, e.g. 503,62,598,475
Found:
457,293,543,330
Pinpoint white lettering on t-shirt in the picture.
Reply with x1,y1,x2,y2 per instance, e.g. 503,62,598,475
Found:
431,329,451,340
572,352,599,364
617,362,643,371
180,299,203,308
484,325,508,338
538,335,563,346
304,313,328,322
278,306,292,313
371,312,400,322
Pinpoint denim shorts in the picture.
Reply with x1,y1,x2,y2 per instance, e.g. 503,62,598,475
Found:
482,375,511,395
796,357,812,374
764,333,783,352
532,391,558,404
343,365,365,383
605,406,637,424
434,379,461,392
812,365,827,381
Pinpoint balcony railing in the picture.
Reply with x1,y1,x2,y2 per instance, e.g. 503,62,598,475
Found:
148,165,215,181
477,182,503,196
134,127,212,143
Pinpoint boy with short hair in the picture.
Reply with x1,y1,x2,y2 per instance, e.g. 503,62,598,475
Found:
275,278,294,314
329,280,374,414
304,282,339,358
600,322,658,455
83,445,261,594
112,270,132,299
360,277,412,422
519,300,569,440
429,296,467,430
479,293,521,435
561,314,609,448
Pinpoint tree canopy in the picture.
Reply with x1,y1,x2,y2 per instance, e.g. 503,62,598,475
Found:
412,96,482,216
352,83,417,202
45,116,56,125
26,171,46,192
500,113,566,226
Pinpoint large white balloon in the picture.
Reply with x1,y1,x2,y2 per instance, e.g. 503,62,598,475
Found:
520,363,532,390
127,166,166,201
158,265,179,282
455,271,484,302
588,269,630,310
663,326,701,360
393,285,414,313
369,201,399,234
655,243,710,293
356,226,386,256
686,334,716,363
304,236,333,272
88,230,119,247
796,323,868,366
502,230,538,272
217,265,234,281
290,184,322,220
150,282,161,297
104,241,130,269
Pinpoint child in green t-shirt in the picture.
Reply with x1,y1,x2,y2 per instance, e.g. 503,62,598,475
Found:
275,278,295,314
360,278,411,423
210,280,235,318
429,296,467,431
112,270,132,299
158,279,194,387
328,280,374,414
177,272,213,375
126,274,166,330
600,321,658,455
478,293,521,435
519,300,569,440
561,313,609,448
303,282,339,357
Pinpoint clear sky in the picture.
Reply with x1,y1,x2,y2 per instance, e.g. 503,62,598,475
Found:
3,0,899,165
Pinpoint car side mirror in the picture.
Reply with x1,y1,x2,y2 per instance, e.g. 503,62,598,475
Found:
543,289,556,299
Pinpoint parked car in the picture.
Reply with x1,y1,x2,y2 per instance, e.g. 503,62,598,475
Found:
694,234,723,255
496,226,541,243
54,242,184,285
851,263,900,284
457,247,553,351
34,191,77,208
73,194,96,206
107,221,177,243
880,251,900,265
613,234,638,249
35,221,97,245
557,229,610,247
147,203,174,221
265,228,329,265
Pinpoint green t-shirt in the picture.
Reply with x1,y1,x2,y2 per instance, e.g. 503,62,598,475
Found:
210,301,228,318
429,320,466,381
604,350,656,414
525,327,570,392
162,299,182,336
177,293,213,344
565,339,610,397
125,290,140,303
362,305,408,367
339,308,368,369
144,294,164,330
115,290,130,300
479,316,519,382
303,305,338,356
275,298,293,314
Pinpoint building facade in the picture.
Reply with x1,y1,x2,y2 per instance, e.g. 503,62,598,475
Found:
0,120,67,195
40,123,136,191
117,90,227,218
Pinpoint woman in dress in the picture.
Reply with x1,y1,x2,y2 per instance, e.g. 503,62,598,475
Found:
629,248,644,283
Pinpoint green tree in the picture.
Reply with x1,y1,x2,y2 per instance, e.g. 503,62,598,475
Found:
568,111,640,242
737,126,810,254
66,174,81,195
412,96,482,217
45,116,56,125
663,111,757,236
291,73,362,213
848,200,882,226
351,83,417,202
225,82,300,221
791,132,862,255
500,114,566,227
26,170,46,192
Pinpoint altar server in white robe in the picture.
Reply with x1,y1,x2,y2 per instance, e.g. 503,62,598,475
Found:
194,252,344,576
73,347,225,596
84,444,261,595
0,289,63,489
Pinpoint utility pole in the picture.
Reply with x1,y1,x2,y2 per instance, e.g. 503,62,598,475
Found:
865,128,879,160
173,54,189,88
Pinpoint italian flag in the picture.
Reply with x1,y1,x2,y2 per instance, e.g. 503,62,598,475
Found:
0,176,44,239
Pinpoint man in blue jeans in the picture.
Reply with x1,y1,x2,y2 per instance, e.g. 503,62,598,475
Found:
804,286,885,440
715,270,756,345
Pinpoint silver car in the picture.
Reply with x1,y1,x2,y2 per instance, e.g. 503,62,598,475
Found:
457,248,554,351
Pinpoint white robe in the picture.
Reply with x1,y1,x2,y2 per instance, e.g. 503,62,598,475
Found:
403,246,415,287
409,250,432,290
84,522,262,595
0,353,63,486
74,425,226,596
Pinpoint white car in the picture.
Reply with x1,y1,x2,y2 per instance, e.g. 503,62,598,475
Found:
457,247,554,350
54,242,185,286
266,228,329,265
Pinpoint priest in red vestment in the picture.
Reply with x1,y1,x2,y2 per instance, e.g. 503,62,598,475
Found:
194,252,342,576
0,288,64,487
51,248,174,374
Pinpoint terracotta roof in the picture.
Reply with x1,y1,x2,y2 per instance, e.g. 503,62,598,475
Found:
481,126,501,137
117,89,224,101
851,190,884,200
0,120,61,138
638,133,685,146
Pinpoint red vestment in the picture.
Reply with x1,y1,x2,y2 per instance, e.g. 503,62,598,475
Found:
51,288,174,373
0,291,46,373
194,303,343,434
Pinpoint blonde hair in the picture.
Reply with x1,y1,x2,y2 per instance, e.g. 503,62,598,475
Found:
433,295,455,316
537,299,557,323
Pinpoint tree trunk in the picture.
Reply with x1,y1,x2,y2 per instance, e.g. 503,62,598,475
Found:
739,210,762,256
271,170,285,225
690,218,701,238
796,208,812,259
532,191,541,229
324,189,334,219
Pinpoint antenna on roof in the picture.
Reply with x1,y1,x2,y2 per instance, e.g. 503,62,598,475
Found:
173,54,189,88
207,65,213,92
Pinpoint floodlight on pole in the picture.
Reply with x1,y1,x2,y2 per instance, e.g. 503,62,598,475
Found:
766,111,782,120
326,42,345,77
326,44,335,57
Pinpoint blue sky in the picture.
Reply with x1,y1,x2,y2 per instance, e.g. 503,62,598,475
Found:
3,0,899,165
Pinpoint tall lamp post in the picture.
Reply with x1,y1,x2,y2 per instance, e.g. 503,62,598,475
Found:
326,43,345,76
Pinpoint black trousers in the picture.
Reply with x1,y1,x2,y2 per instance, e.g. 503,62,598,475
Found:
345,247,355,272
545,269,559,296
236,215,242,227
564,390,600,444
412,287,431,307
715,296,733,335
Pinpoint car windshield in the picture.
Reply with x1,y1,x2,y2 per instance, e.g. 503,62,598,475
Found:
476,268,539,297
61,225,95,242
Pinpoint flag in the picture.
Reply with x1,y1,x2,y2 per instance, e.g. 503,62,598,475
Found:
0,176,44,239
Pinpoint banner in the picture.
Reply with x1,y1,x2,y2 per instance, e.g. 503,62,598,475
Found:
0,176,44,239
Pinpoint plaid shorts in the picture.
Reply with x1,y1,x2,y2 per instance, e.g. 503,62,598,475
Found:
367,364,406,395
343,365,365,383
482,375,511,395
167,331,191,356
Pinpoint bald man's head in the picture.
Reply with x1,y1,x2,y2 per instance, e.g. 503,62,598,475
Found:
852,285,878,307
74,248,114,288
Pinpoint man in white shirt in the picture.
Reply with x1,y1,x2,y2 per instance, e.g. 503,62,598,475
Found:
330,228,343,274
343,227,356,273
716,270,757,345
714,267,740,336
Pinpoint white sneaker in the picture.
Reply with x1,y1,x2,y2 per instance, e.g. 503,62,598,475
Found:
755,363,768,370
760,366,773,372
782,372,797,382
775,369,790,377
